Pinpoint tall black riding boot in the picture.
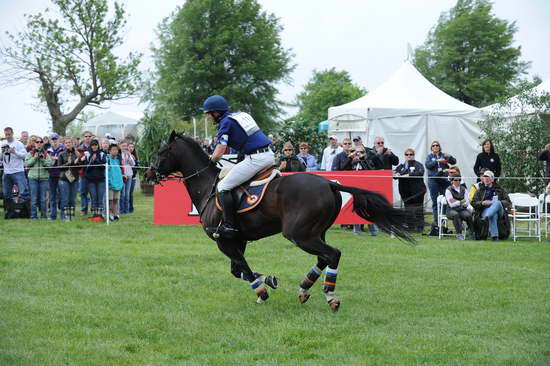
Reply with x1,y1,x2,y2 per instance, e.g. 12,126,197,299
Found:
217,190,239,236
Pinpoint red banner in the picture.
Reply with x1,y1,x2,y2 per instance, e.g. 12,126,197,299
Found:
153,170,393,225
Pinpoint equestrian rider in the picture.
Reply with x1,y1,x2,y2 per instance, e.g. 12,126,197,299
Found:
202,95,274,236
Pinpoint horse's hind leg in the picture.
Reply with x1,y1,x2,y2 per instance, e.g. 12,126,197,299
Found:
294,238,342,312
216,239,270,303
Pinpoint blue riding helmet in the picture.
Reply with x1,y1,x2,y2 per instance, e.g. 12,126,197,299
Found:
200,95,230,113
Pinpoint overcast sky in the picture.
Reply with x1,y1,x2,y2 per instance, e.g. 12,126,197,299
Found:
0,0,549,136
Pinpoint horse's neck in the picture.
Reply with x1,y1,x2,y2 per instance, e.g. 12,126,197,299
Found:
181,167,217,208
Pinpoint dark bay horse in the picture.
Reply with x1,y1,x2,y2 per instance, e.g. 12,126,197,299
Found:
147,132,414,312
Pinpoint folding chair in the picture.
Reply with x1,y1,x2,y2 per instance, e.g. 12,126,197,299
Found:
539,193,550,239
509,195,541,242
437,195,453,239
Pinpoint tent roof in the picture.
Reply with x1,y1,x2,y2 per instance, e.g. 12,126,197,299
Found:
329,61,478,120
86,111,144,126
482,78,550,114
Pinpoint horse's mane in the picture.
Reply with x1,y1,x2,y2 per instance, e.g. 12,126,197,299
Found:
175,133,210,164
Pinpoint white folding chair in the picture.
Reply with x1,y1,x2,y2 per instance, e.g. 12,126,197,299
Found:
539,193,550,239
509,195,541,242
437,195,453,239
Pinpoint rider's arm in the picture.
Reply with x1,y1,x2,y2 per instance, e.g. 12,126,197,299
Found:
210,143,226,163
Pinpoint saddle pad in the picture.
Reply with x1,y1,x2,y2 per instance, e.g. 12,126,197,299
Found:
215,180,273,214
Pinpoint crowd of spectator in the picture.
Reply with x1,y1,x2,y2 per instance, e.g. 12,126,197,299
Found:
3,127,549,241
1,127,139,222
258,133,549,241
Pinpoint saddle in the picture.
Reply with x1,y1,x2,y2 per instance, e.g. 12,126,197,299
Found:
215,166,280,214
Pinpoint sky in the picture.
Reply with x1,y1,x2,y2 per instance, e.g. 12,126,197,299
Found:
0,0,549,137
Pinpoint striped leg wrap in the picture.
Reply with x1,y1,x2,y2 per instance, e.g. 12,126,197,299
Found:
250,278,265,295
323,267,338,294
300,266,322,290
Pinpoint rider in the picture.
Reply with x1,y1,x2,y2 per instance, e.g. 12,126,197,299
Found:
202,95,275,236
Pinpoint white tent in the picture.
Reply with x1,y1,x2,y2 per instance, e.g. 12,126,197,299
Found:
84,111,144,140
328,61,485,205
483,78,550,116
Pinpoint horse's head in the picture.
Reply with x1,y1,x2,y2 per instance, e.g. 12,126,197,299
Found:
145,130,212,185
145,131,182,185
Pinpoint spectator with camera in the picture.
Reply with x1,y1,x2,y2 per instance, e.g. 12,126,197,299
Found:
425,140,457,228
57,138,81,221
373,136,399,170
25,137,52,219
47,134,65,220
296,142,318,171
278,142,306,172
394,148,426,233
331,137,353,171
78,131,94,215
341,145,374,236
2,127,30,218
82,139,107,219
445,172,474,240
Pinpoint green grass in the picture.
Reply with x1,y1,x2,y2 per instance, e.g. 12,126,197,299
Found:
1,193,550,365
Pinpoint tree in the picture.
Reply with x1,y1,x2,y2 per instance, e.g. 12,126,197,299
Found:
479,84,550,194
413,0,529,107
148,0,294,130
272,118,327,160
0,0,142,135
294,68,366,128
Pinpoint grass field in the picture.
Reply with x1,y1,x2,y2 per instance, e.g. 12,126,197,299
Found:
1,192,550,365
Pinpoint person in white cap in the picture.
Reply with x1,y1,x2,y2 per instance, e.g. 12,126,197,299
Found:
320,135,342,171
471,170,512,240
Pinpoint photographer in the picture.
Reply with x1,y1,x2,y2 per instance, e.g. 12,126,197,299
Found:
342,146,373,236
2,127,30,218
82,140,106,219
25,138,52,219
278,142,306,172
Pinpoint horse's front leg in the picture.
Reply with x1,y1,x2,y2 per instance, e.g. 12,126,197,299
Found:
217,239,270,303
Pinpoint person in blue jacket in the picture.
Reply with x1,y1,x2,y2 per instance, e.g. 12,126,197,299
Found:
106,143,124,221
425,140,457,226
202,95,274,237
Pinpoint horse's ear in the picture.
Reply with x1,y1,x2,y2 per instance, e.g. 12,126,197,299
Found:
169,130,177,142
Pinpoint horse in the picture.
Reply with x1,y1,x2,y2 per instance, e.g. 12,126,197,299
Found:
146,131,414,312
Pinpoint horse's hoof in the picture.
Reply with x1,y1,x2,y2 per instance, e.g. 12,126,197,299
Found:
265,275,278,289
328,298,340,313
298,292,311,304
256,288,269,304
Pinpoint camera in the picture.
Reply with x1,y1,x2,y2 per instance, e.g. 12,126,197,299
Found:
1,144,10,156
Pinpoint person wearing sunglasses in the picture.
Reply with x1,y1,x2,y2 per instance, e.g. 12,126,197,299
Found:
394,148,426,233
425,140,457,228
331,137,354,171
320,135,342,171
445,173,474,240
278,141,306,172
25,138,53,219
296,142,318,171
341,146,372,235
373,137,399,170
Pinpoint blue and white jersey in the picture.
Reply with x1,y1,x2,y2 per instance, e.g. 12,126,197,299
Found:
216,111,271,154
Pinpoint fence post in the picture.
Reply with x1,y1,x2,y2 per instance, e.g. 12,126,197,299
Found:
105,160,110,225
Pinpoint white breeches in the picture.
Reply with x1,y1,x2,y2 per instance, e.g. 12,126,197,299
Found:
217,150,275,192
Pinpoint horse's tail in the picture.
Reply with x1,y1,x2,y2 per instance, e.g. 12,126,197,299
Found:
330,182,415,245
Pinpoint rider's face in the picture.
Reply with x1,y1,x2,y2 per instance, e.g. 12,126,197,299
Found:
206,112,216,123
